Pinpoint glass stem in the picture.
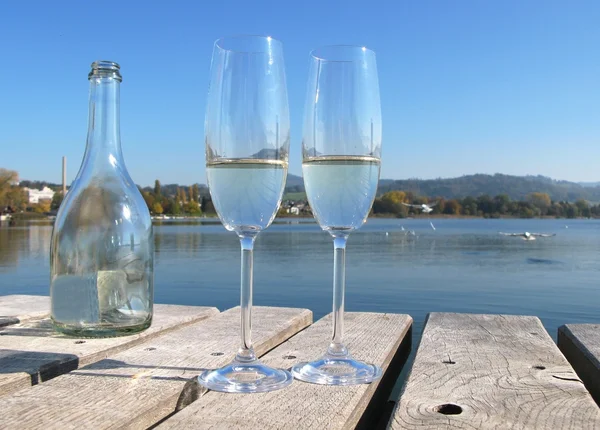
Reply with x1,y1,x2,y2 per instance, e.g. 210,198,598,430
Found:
328,235,349,357
236,235,257,363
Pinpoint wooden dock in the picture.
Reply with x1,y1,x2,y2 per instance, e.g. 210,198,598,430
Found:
0,295,50,327
1,295,599,429
391,313,600,429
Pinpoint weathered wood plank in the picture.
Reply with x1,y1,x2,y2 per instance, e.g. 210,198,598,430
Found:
0,306,312,430
391,313,600,430
558,324,600,406
0,304,219,397
0,295,49,327
158,312,412,430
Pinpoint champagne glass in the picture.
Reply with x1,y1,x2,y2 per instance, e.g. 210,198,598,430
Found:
292,45,382,385
199,35,292,393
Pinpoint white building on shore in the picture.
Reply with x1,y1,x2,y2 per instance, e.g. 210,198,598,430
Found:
25,187,55,204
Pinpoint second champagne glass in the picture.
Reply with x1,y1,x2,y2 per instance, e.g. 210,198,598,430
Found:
198,35,292,393
292,45,383,385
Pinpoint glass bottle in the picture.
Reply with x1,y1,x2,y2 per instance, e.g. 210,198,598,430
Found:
50,61,154,337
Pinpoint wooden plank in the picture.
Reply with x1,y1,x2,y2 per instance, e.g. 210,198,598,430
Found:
0,306,312,430
0,295,49,327
558,324,600,405
157,312,413,430
391,313,600,430
0,304,219,397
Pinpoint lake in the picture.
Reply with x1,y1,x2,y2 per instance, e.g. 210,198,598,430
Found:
1,218,599,341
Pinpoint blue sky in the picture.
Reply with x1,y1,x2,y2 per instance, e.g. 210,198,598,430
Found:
1,0,599,186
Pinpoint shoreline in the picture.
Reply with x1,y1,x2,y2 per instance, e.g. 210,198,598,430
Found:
5,213,597,224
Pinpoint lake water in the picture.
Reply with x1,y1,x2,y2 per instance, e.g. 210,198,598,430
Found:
1,218,599,341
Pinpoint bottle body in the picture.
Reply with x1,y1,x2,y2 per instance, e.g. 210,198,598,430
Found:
50,61,154,337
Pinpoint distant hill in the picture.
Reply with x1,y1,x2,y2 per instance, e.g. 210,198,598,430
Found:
284,173,600,202
286,173,303,186
579,181,600,188
284,173,304,193
378,174,600,202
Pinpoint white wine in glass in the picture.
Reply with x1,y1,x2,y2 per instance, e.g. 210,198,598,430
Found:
303,156,380,231
206,159,287,231
198,35,292,393
293,45,383,385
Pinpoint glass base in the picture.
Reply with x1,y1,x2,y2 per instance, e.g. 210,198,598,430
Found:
292,356,382,385
198,360,293,393
51,316,152,338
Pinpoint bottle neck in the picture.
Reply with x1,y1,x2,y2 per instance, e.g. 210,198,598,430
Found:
85,76,122,160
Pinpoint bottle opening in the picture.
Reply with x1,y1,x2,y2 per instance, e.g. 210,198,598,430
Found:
89,60,122,81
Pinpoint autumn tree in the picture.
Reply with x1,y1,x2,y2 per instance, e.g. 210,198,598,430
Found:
372,191,407,216
152,202,164,215
3,187,27,211
527,192,551,213
32,199,52,214
382,190,406,204
0,168,17,186
0,168,18,206
184,200,201,215
154,180,162,198
142,191,155,212
180,187,187,203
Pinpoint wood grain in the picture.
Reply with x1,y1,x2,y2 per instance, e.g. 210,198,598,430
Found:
0,304,218,397
0,295,49,327
391,313,600,429
0,306,312,430
558,324,600,406
158,312,412,430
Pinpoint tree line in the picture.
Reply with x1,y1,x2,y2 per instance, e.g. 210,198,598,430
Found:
0,170,217,217
139,180,215,216
372,190,599,218
0,173,66,214
4,167,599,219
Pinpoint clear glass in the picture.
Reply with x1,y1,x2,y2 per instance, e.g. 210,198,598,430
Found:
292,46,383,385
50,61,154,337
198,36,292,393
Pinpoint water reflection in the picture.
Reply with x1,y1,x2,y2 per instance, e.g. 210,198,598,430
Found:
0,222,52,271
